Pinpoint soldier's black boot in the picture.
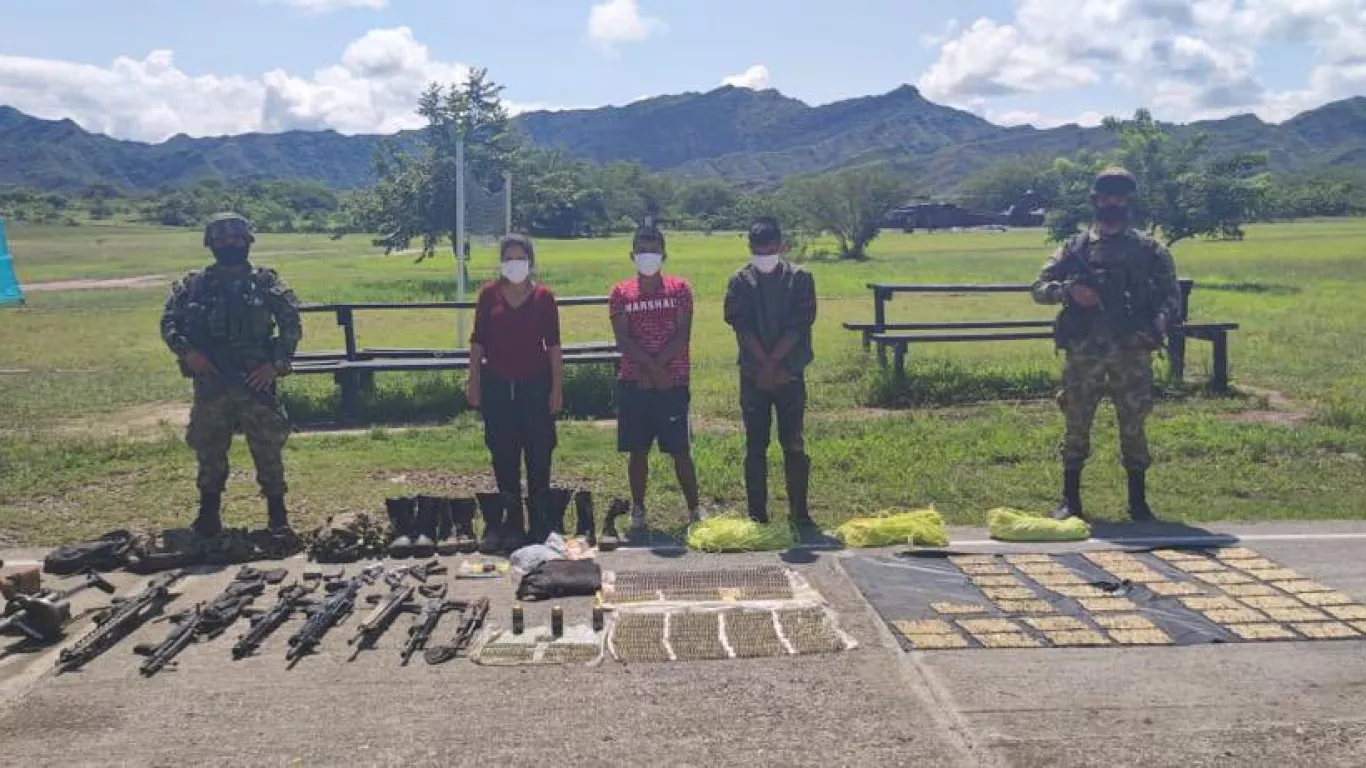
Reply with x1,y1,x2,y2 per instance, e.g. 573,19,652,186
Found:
476,492,505,554
433,497,458,556
573,490,597,547
386,497,416,558
745,453,770,524
548,487,573,537
599,498,628,552
1052,467,1084,520
448,497,479,553
1127,470,1156,522
501,492,528,552
266,495,291,532
412,496,439,558
193,492,223,538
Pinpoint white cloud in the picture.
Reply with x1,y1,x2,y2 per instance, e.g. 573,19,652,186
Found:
918,0,1366,123
587,0,664,50
721,64,770,90
0,27,549,142
260,0,389,12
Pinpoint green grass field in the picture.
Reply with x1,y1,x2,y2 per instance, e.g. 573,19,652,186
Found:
3,220,1365,545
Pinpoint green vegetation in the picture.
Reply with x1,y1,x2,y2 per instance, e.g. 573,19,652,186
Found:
3,219,1366,545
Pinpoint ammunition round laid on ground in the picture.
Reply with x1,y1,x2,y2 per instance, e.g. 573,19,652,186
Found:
512,604,524,635
551,605,564,637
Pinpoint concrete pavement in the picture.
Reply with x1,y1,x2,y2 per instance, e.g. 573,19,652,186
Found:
1,522,1365,766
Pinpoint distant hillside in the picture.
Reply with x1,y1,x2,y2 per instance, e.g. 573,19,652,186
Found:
2,87,1364,193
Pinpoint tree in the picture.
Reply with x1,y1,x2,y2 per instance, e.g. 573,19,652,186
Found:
364,68,521,262
783,166,908,259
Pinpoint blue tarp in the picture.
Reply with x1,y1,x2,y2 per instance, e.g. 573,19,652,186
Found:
0,217,23,306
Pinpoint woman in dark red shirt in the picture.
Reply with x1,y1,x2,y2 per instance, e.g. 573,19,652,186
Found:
466,234,564,553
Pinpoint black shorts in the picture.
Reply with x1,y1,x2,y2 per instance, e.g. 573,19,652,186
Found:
616,382,691,455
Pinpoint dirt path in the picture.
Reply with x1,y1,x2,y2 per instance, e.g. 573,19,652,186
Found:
22,275,169,292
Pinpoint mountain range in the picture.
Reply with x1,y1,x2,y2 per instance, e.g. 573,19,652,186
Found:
2,85,1364,194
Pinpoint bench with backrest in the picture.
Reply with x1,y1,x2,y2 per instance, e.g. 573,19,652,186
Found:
843,280,1241,392
289,296,620,415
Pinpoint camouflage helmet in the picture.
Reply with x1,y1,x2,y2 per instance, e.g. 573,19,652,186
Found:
1091,167,1138,196
203,212,256,248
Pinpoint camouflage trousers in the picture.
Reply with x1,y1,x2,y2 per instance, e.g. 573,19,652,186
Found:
186,379,291,497
1057,340,1154,472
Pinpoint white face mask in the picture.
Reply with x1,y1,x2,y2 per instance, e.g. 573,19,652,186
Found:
634,252,663,277
752,254,782,274
501,260,530,284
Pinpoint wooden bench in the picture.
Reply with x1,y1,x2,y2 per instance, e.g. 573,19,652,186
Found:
844,280,1241,393
290,297,620,415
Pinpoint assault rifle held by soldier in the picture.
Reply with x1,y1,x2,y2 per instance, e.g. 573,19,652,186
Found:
0,570,116,645
135,573,265,677
285,564,380,667
424,596,488,665
56,570,185,674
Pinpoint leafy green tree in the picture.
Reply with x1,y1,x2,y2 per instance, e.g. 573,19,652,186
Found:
783,165,909,259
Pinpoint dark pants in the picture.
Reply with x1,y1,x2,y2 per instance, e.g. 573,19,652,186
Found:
740,374,810,521
481,373,556,503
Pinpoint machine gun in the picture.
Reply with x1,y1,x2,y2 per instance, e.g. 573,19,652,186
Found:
0,570,117,645
285,564,381,667
423,596,488,665
347,569,420,661
56,570,185,674
135,570,265,677
1051,235,1168,353
399,584,461,667
231,579,317,660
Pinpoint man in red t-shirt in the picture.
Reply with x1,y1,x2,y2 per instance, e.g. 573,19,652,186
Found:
609,223,701,533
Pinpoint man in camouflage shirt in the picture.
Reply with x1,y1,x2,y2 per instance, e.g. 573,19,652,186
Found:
161,213,303,536
1032,169,1182,522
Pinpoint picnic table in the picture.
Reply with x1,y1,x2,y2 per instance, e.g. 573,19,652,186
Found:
843,280,1240,392
289,296,620,416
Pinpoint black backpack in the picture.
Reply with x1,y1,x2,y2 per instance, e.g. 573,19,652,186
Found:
43,530,134,575
515,559,602,601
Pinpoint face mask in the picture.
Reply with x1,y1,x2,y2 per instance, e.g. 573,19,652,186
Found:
212,246,250,266
501,260,530,284
1094,204,1129,226
752,254,781,274
634,252,663,277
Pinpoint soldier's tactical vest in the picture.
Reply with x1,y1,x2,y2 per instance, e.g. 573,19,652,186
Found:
177,268,279,375
1052,230,1164,351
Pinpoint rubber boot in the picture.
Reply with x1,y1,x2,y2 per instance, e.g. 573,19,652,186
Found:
448,497,479,553
745,453,770,523
501,491,527,552
386,497,416,558
599,498,628,552
1052,467,1084,520
525,493,546,545
1127,470,1156,522
573,490,597,547
411,496,439,558
547,487,573,537
266,495,291,532
784,453,812,524
476,492,504,554
193,492,223,538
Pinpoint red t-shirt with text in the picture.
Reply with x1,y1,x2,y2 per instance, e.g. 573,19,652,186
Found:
609,275,692,386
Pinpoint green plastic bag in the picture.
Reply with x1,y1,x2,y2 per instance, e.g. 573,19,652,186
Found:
686,514,794,553
833,509,949,548
987,507,1091,542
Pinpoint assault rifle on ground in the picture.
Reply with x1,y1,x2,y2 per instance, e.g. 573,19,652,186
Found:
56,570,185,674
423,596,488,665
0,570,116,645
135,570,266,677
231,578,318,660
285,564,381,667
399,583,461,666
347,568,423,661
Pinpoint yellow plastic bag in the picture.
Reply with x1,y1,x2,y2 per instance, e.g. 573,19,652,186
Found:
686,514,794,553
987,507,1091,542
833,509,949,548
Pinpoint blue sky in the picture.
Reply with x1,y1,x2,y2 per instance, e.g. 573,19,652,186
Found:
0,0,1361,142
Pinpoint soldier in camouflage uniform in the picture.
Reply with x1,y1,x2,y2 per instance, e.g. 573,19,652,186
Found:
1032,169,1182,522
161,213,303,536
